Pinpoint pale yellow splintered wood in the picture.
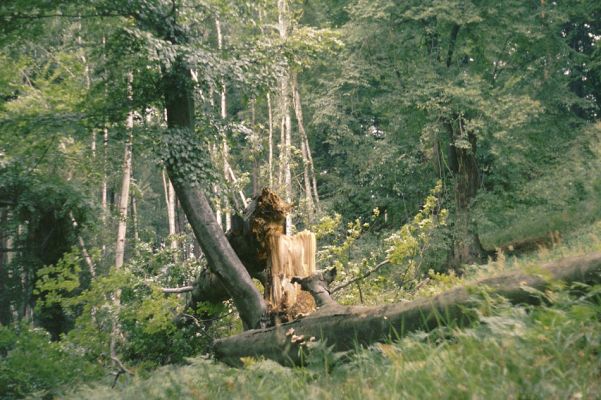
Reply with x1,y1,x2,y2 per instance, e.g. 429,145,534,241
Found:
267,230,316,309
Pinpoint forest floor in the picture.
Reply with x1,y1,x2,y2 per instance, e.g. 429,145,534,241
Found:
63,220,601,400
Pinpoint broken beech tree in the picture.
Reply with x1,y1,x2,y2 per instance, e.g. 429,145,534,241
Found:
188,188,317,320
213,252,601,366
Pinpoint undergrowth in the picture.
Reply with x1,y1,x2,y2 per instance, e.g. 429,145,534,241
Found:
58,221,601,400
65,285,601,400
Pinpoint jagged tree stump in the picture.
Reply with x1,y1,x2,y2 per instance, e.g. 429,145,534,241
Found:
189,188,317,322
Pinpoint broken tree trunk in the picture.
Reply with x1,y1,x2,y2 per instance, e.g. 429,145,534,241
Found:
188,188,317,320
187,188,292,306
213,252,601,366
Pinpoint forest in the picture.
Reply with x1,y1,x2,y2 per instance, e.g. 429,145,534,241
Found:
1,0,601,398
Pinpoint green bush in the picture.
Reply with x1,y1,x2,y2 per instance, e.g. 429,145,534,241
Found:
0,324,102,399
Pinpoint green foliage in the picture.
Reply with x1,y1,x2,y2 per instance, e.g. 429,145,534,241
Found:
65,285,601,399
57,267,207,369
323,182,449,304
2,0,601,396
34,247,83,310
385,181,448,279
0,324,102,399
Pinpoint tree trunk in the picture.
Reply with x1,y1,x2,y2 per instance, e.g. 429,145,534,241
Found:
214,252,601,366
216,17,232,232
0,208,12,325
69,212,96,278
291,73,315,221
291,72,320,212
162,58,267,330
101,127,109,224
130,194,139,255
278,0,293,234
447,118,484,267
251,99,260,197
187,189,291,306
114,73,134,269
267,92,274,188
111,72,133,365
162,169,178,255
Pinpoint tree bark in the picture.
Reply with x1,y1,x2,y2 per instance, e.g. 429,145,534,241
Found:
214,252,601,366
278,0,293,234
267,92,274,188
447,117,484,267
114,73,134,269
161,169,178,255
187,189,291,307
101,127,109,224
216,17,232,232
291,72,320,213
162,59,267,330
0,208,12,325
69,212,96,278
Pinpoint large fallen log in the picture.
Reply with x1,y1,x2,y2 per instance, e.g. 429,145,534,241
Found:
213,252,601,366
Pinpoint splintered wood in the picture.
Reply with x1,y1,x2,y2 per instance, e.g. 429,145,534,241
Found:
267,231,316,314
250,188,317,318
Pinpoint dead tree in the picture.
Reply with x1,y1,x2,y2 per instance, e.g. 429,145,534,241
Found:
187,188,316,321
213,252,601,366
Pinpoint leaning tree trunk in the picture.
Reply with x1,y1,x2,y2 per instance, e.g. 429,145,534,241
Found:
162,58,267,330
214,252,601,366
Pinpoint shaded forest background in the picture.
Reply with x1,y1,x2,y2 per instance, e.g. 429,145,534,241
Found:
1,0,601,398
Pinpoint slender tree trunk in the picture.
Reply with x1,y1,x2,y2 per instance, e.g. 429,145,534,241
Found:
0,208,12,325
267,92,274,188
163,58,267,330
114,133,132,268
130,194,139,255
291,73,316,220
101,37,109,226
111,73,134,366
101,128,109,223
77,19,95,159
278,0,293,234
227,164,248,207
162,169,178,254
216,17,232,231
115,73,134,269
251,99,260,196
69,212,96,277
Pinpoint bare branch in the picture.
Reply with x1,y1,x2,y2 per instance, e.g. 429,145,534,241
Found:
162,285,194,294
1,12,132,21
330,260,390,294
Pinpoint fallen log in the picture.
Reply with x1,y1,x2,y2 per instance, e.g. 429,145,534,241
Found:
213,252,601,366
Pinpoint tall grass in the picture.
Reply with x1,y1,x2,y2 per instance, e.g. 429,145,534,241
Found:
65,286,601,400
63,223,601,400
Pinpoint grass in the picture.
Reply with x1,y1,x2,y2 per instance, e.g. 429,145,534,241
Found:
61,221,601,400
65,288,601,399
